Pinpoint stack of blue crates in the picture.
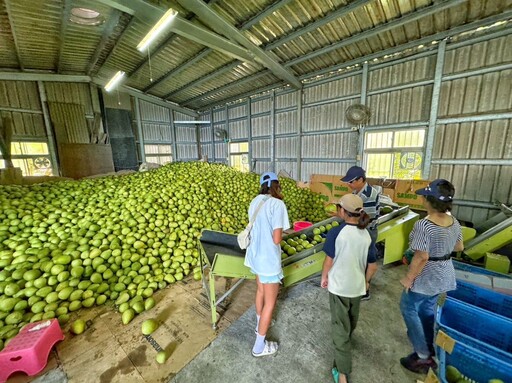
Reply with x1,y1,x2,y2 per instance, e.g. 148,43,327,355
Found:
435,262,512,382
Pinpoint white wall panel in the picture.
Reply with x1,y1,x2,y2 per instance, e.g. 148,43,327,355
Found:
251,115,271,137
228,119,247,140
275,110,297,135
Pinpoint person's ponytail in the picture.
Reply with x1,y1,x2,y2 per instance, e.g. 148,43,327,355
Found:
344,208,371,229
357,210,371,229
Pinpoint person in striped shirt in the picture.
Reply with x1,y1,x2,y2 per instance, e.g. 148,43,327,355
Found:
399,179,464,374
341,166,381,300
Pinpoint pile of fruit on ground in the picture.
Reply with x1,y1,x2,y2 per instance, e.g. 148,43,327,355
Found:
0,162,326,349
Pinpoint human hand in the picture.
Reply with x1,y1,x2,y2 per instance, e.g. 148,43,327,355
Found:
400,276,414,292
321,276,328,288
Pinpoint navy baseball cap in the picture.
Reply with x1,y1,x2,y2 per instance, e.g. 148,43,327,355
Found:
415,179,454,202
260,172,279,187
341,166,366,182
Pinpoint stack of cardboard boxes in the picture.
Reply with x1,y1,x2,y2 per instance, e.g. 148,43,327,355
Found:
306,173,430,210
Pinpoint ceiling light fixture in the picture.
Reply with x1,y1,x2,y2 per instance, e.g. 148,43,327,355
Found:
137,8,178,52
104,71,125,92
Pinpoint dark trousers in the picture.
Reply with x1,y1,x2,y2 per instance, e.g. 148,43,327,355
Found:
329,292,361,375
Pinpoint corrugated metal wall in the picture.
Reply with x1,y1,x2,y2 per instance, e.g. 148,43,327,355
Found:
199,31,512,225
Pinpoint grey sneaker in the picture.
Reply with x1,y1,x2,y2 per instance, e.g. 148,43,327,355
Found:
361,291,371,301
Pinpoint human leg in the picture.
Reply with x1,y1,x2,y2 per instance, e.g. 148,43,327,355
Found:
255,275,264,318
348,296,361,335
399,291,437,373
257,282,279,336
330,293,354,381
252,277,280,356
418,294,439,356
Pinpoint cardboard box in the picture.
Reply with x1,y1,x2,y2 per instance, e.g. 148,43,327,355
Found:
395,179,430,210
310,174,397,203
367,178,396,200
309,174,335,203
331,178,351,201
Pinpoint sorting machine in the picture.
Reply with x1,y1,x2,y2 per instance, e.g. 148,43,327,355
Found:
198,205,419,329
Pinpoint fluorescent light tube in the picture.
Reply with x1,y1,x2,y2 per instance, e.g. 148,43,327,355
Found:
104,71,125,92
137,8,177,52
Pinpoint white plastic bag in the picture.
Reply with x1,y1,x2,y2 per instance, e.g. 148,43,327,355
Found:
237,227,251,249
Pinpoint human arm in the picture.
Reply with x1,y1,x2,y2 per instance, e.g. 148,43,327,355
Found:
321,226,340,288
270,201,290,245
321,256,333,288
365,262,378,291
400,250,429,291
454,240,464,252
272,228,283,245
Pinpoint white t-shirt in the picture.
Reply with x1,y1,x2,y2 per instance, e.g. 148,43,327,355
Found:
323,223,375,298
244,194,290,276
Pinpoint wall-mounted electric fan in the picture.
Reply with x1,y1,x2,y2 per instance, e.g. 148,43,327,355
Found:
345,104,372,125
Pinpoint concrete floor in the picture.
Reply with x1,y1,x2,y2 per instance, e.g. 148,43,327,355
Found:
169,261,425,383
9,260,428,383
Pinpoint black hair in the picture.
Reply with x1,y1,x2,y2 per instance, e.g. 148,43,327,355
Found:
426,180,455,213
259,179,283,200
340,207,371,229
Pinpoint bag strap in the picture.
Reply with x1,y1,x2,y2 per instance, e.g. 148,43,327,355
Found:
246,196,269,230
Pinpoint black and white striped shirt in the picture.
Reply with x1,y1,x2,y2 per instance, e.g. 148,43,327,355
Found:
409,217,463,295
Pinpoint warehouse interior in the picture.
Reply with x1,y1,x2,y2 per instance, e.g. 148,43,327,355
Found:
0,0,511,382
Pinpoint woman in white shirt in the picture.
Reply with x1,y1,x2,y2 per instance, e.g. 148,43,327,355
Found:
244,172,290,357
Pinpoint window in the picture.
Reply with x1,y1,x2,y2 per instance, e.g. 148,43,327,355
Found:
144,144,172,165
364,129,425,179
229,142,249,172
0,141,53,176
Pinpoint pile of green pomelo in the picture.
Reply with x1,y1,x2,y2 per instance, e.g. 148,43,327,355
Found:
0,162,327,350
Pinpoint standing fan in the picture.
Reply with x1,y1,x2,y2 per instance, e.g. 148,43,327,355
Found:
214,128,229,142
345,104,371,125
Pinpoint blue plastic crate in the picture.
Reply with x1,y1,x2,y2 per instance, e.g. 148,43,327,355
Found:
453,259,512,278
448,279,512,320
436,329,512,383
437,297,512,353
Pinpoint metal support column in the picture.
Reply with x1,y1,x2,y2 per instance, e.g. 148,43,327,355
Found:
247,98,253,171
357,62,369,166
169,109,177,162
37,81,59,175
134,97,145,163
225,104,229,164
210,109,215,162
270,90,276,172
297,89,303,181
196,123,202,160
423,39,446,179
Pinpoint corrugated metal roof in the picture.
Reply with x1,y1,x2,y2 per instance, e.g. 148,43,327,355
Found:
0,0,509,110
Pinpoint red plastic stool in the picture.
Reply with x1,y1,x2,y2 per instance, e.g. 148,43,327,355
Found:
0,319,64,383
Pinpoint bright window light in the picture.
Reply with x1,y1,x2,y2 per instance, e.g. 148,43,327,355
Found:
137,8,177,52
104,71,125,92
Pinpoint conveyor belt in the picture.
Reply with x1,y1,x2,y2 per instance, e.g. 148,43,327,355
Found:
464,216,512,261
198,205,417,328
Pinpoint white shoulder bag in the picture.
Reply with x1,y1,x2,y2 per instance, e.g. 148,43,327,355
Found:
237,197,269,250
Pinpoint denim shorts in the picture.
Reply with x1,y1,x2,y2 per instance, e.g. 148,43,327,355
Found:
252,270,283,284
